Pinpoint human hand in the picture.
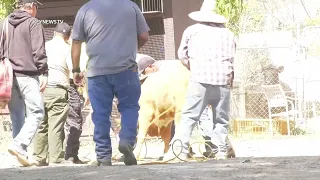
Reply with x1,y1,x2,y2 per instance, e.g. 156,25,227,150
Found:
39,76,48,92
83,93,90,107
73,72,84,86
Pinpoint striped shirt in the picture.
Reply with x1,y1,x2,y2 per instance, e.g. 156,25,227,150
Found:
178,23,236,85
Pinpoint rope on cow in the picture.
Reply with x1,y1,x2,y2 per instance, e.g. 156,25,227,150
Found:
171,139,219,163
135,101,176,160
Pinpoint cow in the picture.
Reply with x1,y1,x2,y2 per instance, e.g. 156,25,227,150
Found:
133,60,190,159
133,60,235,160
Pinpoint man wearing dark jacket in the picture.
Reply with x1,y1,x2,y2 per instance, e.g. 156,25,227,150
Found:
0,0,48,167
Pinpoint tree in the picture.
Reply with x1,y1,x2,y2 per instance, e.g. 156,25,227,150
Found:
0,0,15,20
238,0,266,33
215,0,244,36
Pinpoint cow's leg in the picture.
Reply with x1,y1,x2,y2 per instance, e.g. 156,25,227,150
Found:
133,125,148,160
133,105,154,160
158,122,173,161
161,122,173,154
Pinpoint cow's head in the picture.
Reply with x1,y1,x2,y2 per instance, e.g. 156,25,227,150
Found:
262,65,284,85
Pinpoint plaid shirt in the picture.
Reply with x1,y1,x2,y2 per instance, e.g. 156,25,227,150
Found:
178,23,236,85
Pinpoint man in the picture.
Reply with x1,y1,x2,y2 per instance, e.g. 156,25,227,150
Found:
32,22,72,166
0,0,48,167
71,0,149,166
164,0,236,161
136,53,158,82
64,33,89,164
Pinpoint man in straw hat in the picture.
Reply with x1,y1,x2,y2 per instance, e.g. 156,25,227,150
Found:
164,0,236,162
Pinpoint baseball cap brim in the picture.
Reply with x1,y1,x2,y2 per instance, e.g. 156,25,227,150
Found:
36,1,42,5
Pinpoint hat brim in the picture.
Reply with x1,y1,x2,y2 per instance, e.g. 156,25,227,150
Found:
188,11,228,23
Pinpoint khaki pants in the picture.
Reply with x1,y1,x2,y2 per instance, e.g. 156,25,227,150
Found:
33,87,68,163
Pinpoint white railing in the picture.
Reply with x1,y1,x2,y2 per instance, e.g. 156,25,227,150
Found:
141,0,163,13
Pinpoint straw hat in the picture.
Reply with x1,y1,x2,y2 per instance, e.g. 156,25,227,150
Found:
188,0,228,24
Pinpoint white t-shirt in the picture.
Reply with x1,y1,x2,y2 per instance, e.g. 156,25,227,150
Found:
67,43,89,79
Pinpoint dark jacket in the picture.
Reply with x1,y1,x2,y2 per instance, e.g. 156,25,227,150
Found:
0,10,48,77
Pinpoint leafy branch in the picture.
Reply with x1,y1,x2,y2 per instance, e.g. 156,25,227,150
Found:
0,0,15,20
215,0,244,36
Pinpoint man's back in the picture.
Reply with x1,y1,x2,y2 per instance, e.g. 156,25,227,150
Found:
45,38,71,88
182,23,236,85
73,0,148,77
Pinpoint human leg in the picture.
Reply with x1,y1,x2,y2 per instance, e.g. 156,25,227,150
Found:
8,76,44,166
46,88,69,163
209,86,231,159
88,75,113,165
64,83,84,162
113,69,141,165
8,76,26,139
163,80,208,161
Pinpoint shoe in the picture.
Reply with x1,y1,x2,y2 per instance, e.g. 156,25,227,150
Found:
66,156,87,164
162,144,188,162
50,160,74,167
118,143,137,166
8,146,32,167
91,160,112,166
31,160,48,167
202,151,216,158
214,152,227,160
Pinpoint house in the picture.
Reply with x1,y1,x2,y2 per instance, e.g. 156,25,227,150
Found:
37,0,202,60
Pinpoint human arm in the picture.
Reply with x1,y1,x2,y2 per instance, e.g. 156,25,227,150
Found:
30,19,48,92
132,3,150,49
82,71,90,106
30,19,48,76
177,28,191,70
71,9,86,85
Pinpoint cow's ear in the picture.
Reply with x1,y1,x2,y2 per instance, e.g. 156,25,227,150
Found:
277,66,284,73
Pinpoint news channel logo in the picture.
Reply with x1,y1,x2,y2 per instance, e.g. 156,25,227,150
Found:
35,19,65,25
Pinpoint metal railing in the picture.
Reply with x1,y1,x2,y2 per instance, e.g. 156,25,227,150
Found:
141,0,163,13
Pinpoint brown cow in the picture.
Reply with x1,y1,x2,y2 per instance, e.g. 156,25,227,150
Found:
133,60,190,159
133,60,235,160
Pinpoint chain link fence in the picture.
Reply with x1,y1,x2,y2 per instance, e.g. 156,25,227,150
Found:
231,26,320,136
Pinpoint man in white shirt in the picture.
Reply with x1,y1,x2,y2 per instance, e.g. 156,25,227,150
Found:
32,22,72,166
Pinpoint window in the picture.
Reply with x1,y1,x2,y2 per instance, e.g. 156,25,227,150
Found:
131,0,163,13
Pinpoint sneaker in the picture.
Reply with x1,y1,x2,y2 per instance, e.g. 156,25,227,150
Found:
118,143,137,166
8,146,32,167
214,152,227,160
162,144,188,162
91,160,112,166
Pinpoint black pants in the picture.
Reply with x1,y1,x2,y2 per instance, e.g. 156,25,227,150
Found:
64,81,84,159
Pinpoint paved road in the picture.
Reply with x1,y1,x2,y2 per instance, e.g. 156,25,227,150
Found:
1,156,320,180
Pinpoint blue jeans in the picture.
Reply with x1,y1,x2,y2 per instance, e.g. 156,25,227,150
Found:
174,79,230,154
88,69,141,162
8,76,45,150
